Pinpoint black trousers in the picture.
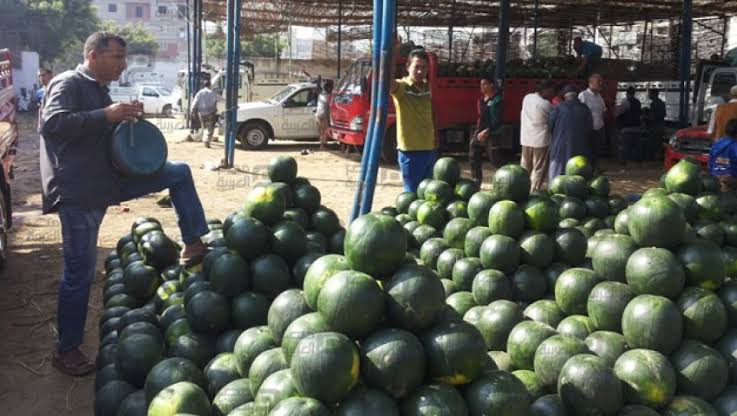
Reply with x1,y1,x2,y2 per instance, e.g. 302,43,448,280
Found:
469,138,499,185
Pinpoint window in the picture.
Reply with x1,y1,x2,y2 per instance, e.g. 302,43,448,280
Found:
711,72,737,102
135,6,143,17
287,88,318,107
142,87,158,97
177,5,186,19
108,3,117,12
157,5,167,15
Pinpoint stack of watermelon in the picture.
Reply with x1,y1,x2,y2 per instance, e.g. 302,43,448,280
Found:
94,153,737,416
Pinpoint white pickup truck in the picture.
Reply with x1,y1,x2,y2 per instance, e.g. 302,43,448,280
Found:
109,84,179,116
235,82,321,149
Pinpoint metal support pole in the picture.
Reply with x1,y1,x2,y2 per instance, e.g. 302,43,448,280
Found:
679,0,692,126
185,0,191,129
224,0,241,168
494,0,510,89
532,0,539,61
359,0,396,215
337,0,342,79
722,15,729,57
448,0,455,62
641,19,649,62
350,0,383,221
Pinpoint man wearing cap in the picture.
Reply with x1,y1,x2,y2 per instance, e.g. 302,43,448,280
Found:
548,85,593,184
708,85,737,140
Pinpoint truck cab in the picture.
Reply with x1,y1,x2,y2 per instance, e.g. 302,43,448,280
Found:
665,64,737,170
235,82,320,149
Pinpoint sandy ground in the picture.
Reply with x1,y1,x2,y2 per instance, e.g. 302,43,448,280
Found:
0,112,660,415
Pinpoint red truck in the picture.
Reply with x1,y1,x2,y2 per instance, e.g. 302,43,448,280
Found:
0,49,18,269
328,51,618,164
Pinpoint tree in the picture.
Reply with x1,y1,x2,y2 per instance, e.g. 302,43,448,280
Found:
241,34,285,58
206,24,226,61
0,0,100,68
99,21,159,56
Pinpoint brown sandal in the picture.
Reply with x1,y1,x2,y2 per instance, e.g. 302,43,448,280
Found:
180,244,210,267
52,348,95,377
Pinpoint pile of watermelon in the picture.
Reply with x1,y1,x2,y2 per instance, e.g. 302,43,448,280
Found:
94,153,737,416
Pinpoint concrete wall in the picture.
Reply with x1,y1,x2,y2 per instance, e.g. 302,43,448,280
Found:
11,51,39,100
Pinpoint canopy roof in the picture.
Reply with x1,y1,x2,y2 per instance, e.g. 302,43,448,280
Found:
202,0,737,35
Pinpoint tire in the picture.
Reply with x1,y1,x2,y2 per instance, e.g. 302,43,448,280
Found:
162,105,173,117
381,127,398,165
238,122,270,150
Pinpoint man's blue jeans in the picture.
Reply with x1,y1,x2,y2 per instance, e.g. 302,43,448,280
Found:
56,161,208,353
398,149,437,193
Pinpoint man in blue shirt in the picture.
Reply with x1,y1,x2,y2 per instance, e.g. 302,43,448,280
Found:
709,118,737,192
574,37,603,77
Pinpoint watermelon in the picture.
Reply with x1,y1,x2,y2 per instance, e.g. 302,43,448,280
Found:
302,254,351,309
661,395,718,416
281,312,331,364
677,287,727,344
311,207,341,236
202,353,241,397
243,185,286,226
446,200,468,219
464,371,531,416
559,197,587,220
270,220,307,264
452,257,483,291
493,165,531,203
444,218,473,249
412,224,439,249
468,192,498,226
408,199,425,220
557,354,623,415
344,213,407,278
720,280,737,326
696,193,725,221
400,383,468,416
269,397,330,416
566,156,593,179
293,184,322,214
472,269,512,305
396,192,418,214
671,340,728,401
115,333,164,387
446,291,478,316
553,228,587,266
267,155,297,183
525,197,560,233
533,334,589,388
168,332,216,369
147,381,210,416
247,347,288,397
317,270,385,339
555,268,600,316
417,201,447,229
512,265,547,302
677,240,726,290
591,234,637,282
336,387,400,415
479,235,520,274
488,200,525,238
360,328,425,398
587,281,635,332
556,315,593,340
665,159,702,195
627,195,686,248
551,175,588,199
231,291,269,330
512,370,545,400
722,246,737,277
433,157,461,185
589,176,610,197
233,326,276,377
94,380,137,416
520,232,555,269
524,300,565,327
714,385,737,416
209,253,250,297
424,180,454,204
621,295,683,355
116,390,146,416
584,331,628,366
613,349,676,408
436,248,465,279
291,332,359,403
507,320,557,371
618,405,660,416
456,178,479,201
123,262,160,301
465,227,494,258
476,300,524,350
211,378,253,416
254,369,300,412
267,289,311,343
625,247,685,298
385,264,445,332
421,320,487,384
694,221,725,245
186,290,230,333
530,395,566,416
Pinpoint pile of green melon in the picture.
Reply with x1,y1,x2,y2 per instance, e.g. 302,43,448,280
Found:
94,153,737,416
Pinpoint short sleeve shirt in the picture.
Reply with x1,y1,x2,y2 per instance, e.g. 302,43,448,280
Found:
579,89,606,130
391,77,435,152
520,93,553,148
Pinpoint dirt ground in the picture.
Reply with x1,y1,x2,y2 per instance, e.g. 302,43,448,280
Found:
0,112,661,415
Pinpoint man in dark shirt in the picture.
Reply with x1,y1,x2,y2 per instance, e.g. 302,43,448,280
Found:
469,76,503,184
645,88,666,160
40,32,210,376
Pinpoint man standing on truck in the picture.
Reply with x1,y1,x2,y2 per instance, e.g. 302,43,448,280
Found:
615,87,642,165
573,37,603,77
520,80,556,191
191,79,219,148
40,31,210,376
708,86,737,140
548,85,593,184
390,44,438,192
579,74,607,168
469,75,503,184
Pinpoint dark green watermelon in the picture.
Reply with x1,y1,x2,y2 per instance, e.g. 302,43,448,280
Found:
493,165,531,203
386,264,445,332
360,328,425,398
671,340,728,401
621,295,683,355
464,371,531,416
613,349,675,408
290,332,359,403
344,213,407,278
627,195,686,248
677,287,727,344
625,247,685,298
557,354,623,415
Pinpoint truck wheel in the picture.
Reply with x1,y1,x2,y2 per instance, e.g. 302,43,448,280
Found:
381,127,398,165
238,122,270,150
162,105,173,117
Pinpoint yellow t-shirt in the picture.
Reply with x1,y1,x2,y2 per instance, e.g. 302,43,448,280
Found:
391,77,435,151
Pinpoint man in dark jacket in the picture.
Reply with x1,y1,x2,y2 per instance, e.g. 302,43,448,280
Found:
469,76,503,184
40,32,209,376
615,87,642,165
644,88,666,160
548,85,594,184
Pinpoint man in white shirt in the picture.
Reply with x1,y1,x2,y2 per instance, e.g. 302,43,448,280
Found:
520,80,556,191
578,74,607,168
